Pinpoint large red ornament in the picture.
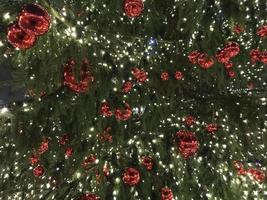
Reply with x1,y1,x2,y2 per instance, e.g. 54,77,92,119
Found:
122,81,133,93
161,187,174,200
38,138,49,154
197,53,214,69
18,4,50,36
100,102,113,117
79,193,101,200
141,156,153,171
176,130,199,159
161,72,169,81
131,68,148,83
188,50,201,64
122,168,140,186
206,124,218,134
114,103,132,121
257,25,267,38
174,71,183,80
63,58,94,93
123,0,144,18
33,165,44,177
7,23,37,49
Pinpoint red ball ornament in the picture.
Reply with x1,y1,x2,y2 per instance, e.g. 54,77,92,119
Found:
122,168,140,186
161,187,174,200
7,23,37,49
38,138,49,154
29,154,39,165
122,81,133,93
224,62,233,70
260,51,267,64
174,71,183,80
257,25,267,38
100,102,113,117
33,165,44,177
197,53,214,69
233,24,244,34
216,49,230,64
59,134,70,145
224,41,240,57
250,49,261,64
188,50,201,64
228,70,236,78
131,68,148,83
65,147,73,158
161,72,169,81
123,0,144,18
114,103,132,121
18,4,50,36
206,123,218,134
247,168,266,183
185,116,196,126
176,131,199,159
141,156,153,171
79,193,101,200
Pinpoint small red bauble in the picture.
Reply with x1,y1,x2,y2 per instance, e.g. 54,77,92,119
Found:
206,124,218,134
197,53,214,69
38,138,49,154
260,51,267,64
224,41,240,57
122,167,140,186
257,25,267,38
224,62,233,70
174,71,183,80
233,24,244,34
131,68,148,83
100,102,113,117
29,154,39,165
7,23,37,49
176,131,199,159
233,161,246,175
185,116,196,126
123,0,144,18
18,4,50,36
65,147,73,158
82,155,97,169
188,50,201,64
141,156,153,171
59,134,70,145
250,49,261,64
122,81,133,93
79,193,101,200
33,165,44,177
114,103,132,121
161,72,169,81
161,187,174,200
228,70,236,78
247,168,266,183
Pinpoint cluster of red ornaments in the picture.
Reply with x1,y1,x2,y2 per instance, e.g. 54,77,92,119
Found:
234,161,266,183
123,0,144,18
100,101,132,121
188,50,214,69
161,71,184,81
63,58,94,93
250,49,267,64
7,4,50,49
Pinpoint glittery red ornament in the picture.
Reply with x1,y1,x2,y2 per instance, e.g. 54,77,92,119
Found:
250,49,261,64
100,102,113,117
29,154,39,165
122,167,140,186
224,42,240,57
122,81,133,93
233,24,244,34
216,49,230,64
33,165,44,177
79,193,101,200
114,103,132,121
161,187,173,200
228,70,236,78
188,50,201,64
82,155,97,169
131,68,148,83
206,124,218,134
18,4,50,36
257,25,267,38
174,71,183,80
65,147,73,158
141,156,153,171
38,138,49,154
224,62,233,70
260,51,267,64
247,168,266,183
123,0,144,18
63,58,94,93
59,134,70,145
197,53,214,69
7,23,37,49
176,131,199,159
184,116,196,126
161,72,169,81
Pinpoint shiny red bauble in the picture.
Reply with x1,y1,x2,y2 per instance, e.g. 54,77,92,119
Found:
122,167,140,186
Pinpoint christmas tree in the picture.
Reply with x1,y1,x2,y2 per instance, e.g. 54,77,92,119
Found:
0,0,266,199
